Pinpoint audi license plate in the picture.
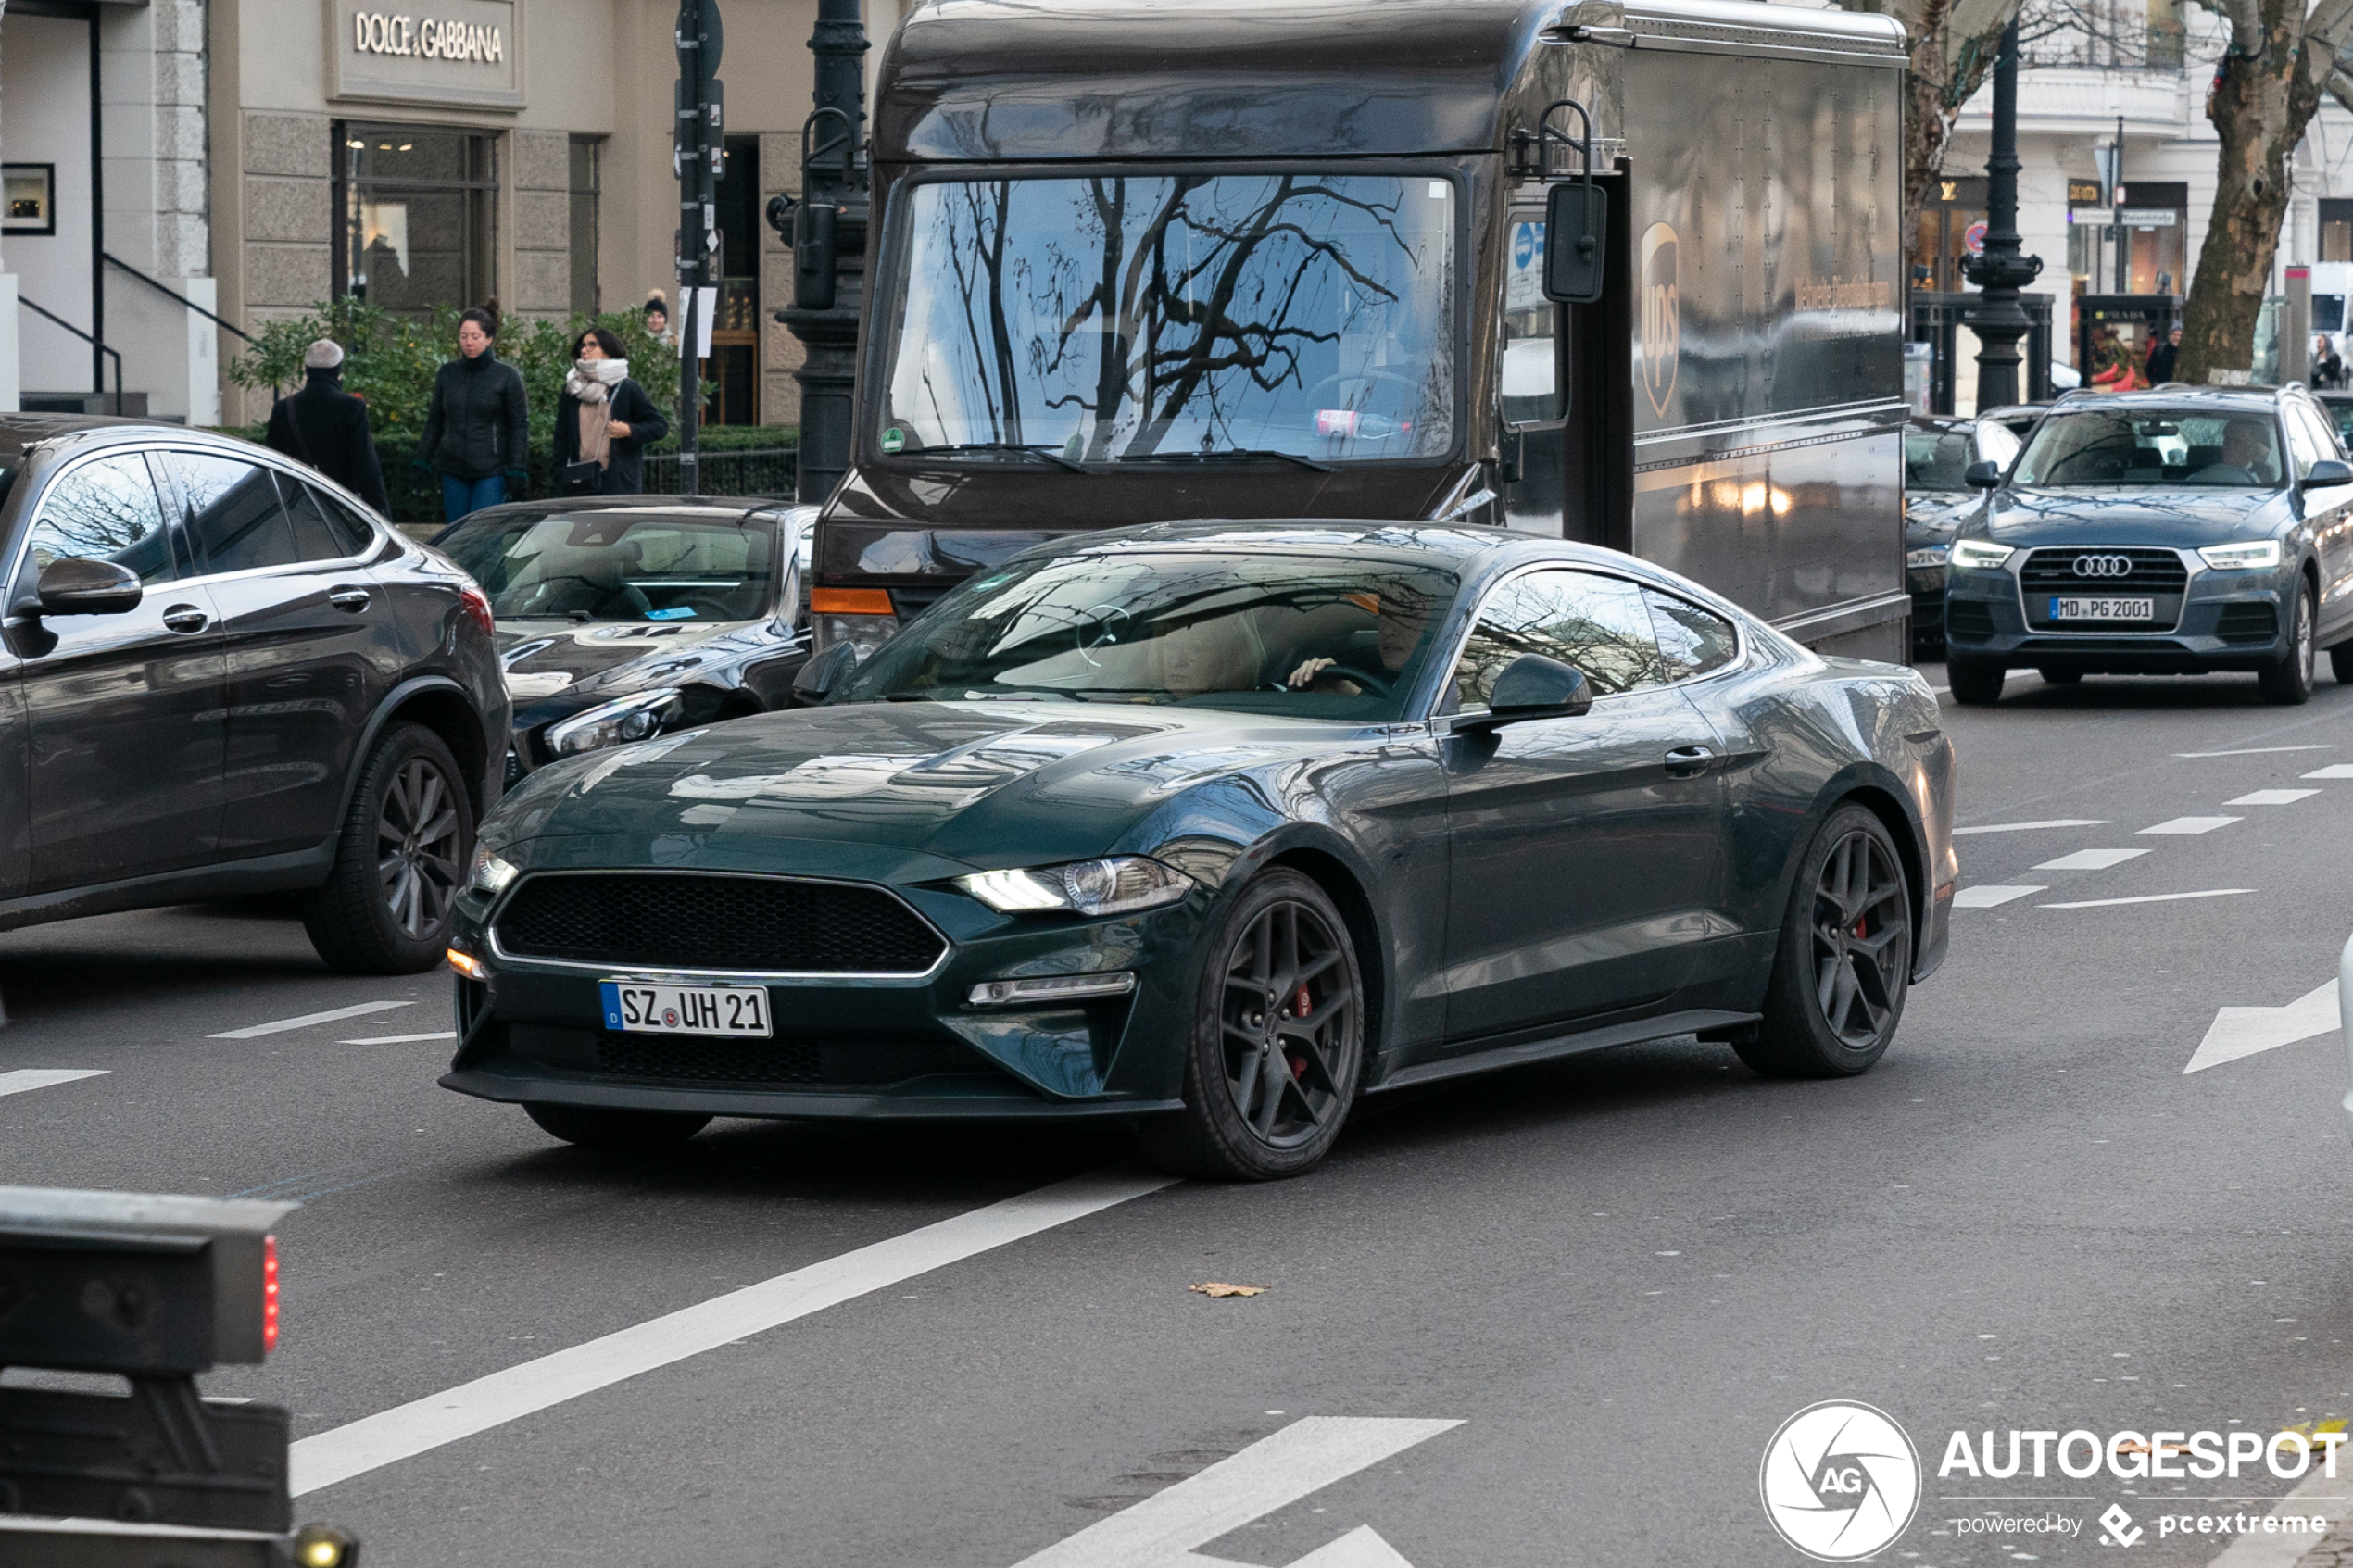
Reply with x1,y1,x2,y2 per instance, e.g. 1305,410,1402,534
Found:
2048,596,2155,621
599,980,772,1037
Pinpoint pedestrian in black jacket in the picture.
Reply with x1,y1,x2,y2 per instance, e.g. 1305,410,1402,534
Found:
264,339,390,514
553,326,670,496
417,307,529,522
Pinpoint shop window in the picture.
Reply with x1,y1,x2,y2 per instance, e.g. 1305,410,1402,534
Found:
1913,177,1986,294
333,125,498,315
2322,200,2353,264
570,137,601,317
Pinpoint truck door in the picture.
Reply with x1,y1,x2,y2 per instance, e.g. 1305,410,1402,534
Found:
1561,171,1632,553
1499,203,1567,535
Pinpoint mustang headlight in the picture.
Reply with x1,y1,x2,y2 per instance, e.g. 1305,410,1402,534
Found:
469,846,520,896
1949,539,2015,570
2198,539,2283,571
1906,546,1950,569
957,857,1194,916
546,688,686,757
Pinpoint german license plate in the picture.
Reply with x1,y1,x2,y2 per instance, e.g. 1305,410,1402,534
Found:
2048,596,2155,621
599,980,771,1037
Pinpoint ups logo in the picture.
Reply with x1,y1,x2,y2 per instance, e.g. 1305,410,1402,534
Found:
1640,221,1680,417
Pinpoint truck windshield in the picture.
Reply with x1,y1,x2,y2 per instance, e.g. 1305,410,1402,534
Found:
877,174,1457,466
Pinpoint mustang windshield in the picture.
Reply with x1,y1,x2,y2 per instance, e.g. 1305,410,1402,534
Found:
877,174,1457,465
436,511,775,622
2011,408,2284,488
839,546,1461,720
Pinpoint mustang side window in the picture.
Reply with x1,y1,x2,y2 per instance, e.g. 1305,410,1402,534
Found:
1450,569,1666,710
1644,588,1739,682
20,454,178,585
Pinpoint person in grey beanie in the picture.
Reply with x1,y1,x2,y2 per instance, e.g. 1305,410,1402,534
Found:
264,338,390,514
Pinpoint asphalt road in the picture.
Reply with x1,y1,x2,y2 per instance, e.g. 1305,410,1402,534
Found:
6,661,2353,1567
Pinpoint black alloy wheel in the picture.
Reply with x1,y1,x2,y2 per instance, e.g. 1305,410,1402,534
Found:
2259,581,2317,706
1137,869,1365,1180
1945,658,2005,706
302,722,475,974
1738,804,1912,1078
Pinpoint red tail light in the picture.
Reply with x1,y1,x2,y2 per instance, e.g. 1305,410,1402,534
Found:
459,584,496,637
263,1234,280,1352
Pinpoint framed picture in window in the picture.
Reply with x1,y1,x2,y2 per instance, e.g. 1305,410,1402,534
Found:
3,165,54,235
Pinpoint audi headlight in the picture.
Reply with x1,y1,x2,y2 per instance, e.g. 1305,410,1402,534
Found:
546,688,686,757
468,846,519,896
957,857,1194,916
1949,539,2015,570
2198,539,2283,571
1906,546,1950,569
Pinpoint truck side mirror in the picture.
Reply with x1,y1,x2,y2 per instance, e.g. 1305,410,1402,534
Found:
1543,182,1607,305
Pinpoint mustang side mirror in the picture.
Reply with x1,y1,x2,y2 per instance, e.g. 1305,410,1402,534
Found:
1963,460,2003,490
1542,182,1607,306
792,639,862,705
2302,458,2353,490
35,557,142,617
1459,654,1593,729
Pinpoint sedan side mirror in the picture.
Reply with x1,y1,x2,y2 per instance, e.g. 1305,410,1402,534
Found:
791,639,862,705
2302,458,2353,490
1963,460,2003,490
35,557,142,616
1460,653,1593,729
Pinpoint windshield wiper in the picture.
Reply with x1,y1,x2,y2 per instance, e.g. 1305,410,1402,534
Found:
907,442,1088,474
1116,448,1332,473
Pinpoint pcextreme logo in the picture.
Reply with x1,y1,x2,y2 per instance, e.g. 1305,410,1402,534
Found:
1759,1401,1922,1561
1638,220,1680,417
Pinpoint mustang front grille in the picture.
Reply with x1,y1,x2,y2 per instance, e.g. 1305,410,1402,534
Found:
493,872,947,974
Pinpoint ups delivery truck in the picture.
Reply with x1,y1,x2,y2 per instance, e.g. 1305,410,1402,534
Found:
804,0,1912,663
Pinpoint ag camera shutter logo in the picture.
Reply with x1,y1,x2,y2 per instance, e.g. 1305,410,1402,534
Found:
1760,1401,1921,1560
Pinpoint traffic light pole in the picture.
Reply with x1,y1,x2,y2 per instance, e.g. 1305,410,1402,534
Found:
673,0,724,496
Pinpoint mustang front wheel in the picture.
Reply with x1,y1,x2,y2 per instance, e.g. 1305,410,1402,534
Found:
1738,804,1912,1078
1138,869,1364,1180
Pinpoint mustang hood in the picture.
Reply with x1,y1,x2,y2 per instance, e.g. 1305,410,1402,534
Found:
488,701,1317,870
1982,488,2287,546
498,620,774,710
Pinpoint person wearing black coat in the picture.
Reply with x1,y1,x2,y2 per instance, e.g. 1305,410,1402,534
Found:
552,326,670,495
265,339,391,514
417,307,530,522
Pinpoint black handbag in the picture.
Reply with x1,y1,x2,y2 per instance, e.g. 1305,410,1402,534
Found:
559,460,601,496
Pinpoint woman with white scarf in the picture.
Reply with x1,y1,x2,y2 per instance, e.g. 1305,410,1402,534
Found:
552,326,670,495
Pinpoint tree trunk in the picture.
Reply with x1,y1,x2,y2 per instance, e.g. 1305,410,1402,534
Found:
2180,26,2322,383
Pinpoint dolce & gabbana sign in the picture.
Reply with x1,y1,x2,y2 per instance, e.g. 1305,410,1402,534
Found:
329,0,522,110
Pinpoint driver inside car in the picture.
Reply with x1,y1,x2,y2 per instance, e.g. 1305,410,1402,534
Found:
1285,586,1436,695
2191,417,2279,486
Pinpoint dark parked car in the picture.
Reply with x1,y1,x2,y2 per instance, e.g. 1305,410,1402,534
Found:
431,497,813,782
443,521,1957,1180
2317,389,2353,453
1944,384,2353,705
0,415,509,971
1905,415,2021,656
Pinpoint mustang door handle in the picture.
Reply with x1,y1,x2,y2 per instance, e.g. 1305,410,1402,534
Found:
160,606,209,633
327,586,371,612
1663,745,1717,776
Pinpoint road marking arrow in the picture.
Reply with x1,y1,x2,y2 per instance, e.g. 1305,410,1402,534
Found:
1011,1417,1460,1568
2183,980,2340,1074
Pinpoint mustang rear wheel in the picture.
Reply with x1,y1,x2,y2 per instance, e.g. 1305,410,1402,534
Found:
1136,869,1364,1181
1737,804,1911,1079
523,1102,711,1149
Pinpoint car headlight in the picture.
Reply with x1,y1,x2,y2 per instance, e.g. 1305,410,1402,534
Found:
1906,546,1950,569
2198,539,2284,571
546,688,686,757
469,846,519,896
1949,539,2015,570
956,856,1194,916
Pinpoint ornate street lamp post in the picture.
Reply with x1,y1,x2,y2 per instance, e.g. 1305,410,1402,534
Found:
1961,18,2043,409
769,0,869,506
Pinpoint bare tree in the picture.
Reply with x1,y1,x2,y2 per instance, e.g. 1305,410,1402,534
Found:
2178,0,2353,383
1832,0,2027,260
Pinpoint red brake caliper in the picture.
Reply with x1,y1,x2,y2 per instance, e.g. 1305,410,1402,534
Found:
1289,985,1313,1079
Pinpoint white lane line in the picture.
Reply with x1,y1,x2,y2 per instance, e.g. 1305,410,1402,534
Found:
2140,816,2243,835
336,1033,456,1045
289,1164,1177,1498
0,1069,108,1098
2033,847,2150,871
1011,1417,1461,1568
2228,789,2320,806
2184,980,2339,1074
2176,745,2334,759
2302,764,2353,780
2041,888,2254,909
208,1001,412,1040
1951,819,2109,836
1954,885,2045,909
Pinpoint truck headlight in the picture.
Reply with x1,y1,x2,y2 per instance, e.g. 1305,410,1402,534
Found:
2197,539,2283,571
1906,546,1950,568
957,857,1194,916
1949,539,2015,570
811,588,901,659
546,688,686,756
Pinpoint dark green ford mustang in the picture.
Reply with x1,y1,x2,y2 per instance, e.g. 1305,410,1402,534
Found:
444,522,1957,1179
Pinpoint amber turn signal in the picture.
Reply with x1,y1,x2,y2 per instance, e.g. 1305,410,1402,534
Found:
809,586,896,615
446,948,488,980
